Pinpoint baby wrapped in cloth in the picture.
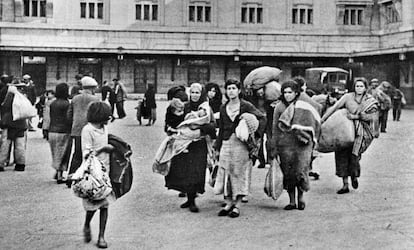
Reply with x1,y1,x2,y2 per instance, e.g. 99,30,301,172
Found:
153,102,212,175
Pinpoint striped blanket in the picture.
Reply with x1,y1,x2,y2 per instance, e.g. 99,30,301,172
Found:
352,95,378,156
278,100,321,146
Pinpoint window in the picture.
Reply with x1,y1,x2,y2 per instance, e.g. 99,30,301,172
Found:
23,0,46,17
292,6,313,24
136,1,158,21
241,4,263,24
383,1,400,23
80,1,103,19
189,2,211,23
343,6,364,25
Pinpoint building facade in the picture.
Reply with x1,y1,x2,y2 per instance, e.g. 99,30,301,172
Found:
0,0,413,103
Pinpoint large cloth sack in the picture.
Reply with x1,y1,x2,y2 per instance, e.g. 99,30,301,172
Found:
264,80,281,101
109,134,133,199
243,66,282,90
264,158,283,200
318,109,355,153
12,91,37,121
72,155,113,200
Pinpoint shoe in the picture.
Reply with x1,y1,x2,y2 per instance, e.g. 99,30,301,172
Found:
228,207,240,218
241,197,248,203
66,179,72,188
57,179,66,184
381,130,386,133
298,201,306,210
189,203,199,213
14,164,25,171
284,204,297,210
97,237,108,248
145,123,151,126
218,205,234,216
178,192,186,198
0,166,4,172
180,201,191,208
258,163,265,168
351,177,359,189
83,227,91,243
337,187,350,194
220,203,226,207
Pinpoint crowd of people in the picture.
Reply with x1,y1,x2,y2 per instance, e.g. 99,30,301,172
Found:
0,71,407,248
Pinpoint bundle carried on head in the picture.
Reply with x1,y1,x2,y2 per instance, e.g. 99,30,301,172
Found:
243,66,282,90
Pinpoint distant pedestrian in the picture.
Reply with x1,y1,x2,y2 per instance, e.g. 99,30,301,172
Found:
67,76,99,182
44,83,72,184
101,80,116,116
144,84,157,126
70,74,83,99
205,82,222,125
391,87,405,121
322,78,378,194
22,74,37,131
0,79,29,172
112,78,127,120
80,101,115,249
368,79,391,133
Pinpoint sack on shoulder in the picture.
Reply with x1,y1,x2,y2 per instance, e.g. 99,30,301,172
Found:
12,91,37,121
264,158,283,200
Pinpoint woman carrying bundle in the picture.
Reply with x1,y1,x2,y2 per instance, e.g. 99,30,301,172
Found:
270,80,321,210
214,79,266,218
321,78,378,194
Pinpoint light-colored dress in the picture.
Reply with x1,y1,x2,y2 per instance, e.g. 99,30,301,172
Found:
81,123,115,211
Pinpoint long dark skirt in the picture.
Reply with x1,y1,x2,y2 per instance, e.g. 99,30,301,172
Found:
278,142,313,192
165,139,207,194
335,146,361,178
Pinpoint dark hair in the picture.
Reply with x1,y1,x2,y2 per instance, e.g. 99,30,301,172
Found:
205,82,222,100
224,79,242,100
353,77,368,91
75,74,83,80
87,101,112,123
55,83,69,99
280,80,301,105
292,76,306,92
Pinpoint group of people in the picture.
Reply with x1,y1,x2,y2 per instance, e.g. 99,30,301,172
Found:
159,75,403,218
0,74,127,248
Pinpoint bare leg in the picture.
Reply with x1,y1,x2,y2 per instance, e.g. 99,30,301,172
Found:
284,188,297,210
84,211,95,243
97,208,108,248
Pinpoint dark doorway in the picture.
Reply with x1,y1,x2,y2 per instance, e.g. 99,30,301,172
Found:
78,58,102,86
188,64,210,85
134,60,157,93
23,59,46,96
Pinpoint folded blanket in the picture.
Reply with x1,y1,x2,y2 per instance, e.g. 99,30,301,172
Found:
278,100,321,145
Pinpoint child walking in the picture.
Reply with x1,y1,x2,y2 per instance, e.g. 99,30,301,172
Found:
81,101,114,248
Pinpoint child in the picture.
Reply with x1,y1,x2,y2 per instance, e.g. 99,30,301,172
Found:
164,98,185,134
81,101,114,249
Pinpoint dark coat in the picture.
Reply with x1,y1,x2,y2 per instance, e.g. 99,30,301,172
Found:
49,99,72,133
165,102,216,194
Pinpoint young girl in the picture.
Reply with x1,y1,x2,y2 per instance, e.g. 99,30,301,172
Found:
81,101,114,248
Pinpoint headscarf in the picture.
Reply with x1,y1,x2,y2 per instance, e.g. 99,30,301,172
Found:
189,83,207,111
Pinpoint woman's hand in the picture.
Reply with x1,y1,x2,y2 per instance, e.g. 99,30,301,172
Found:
346,113,359,120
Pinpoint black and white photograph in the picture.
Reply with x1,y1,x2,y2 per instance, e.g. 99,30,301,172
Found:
0,0,413,249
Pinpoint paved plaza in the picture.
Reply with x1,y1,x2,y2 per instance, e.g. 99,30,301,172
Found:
0,100,413,250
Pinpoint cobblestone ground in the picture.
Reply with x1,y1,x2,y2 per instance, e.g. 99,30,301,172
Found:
0,100,413,250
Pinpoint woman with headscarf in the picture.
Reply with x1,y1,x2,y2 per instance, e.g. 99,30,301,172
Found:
45,83,72,184
165,83,216,213
270,80,321,210
321,78,378,194
214,79,266,218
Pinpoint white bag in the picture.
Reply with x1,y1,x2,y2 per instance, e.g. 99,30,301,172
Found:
12,91,37,121
72,155,113,200
264,158,283,200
